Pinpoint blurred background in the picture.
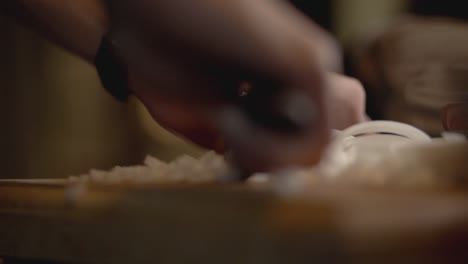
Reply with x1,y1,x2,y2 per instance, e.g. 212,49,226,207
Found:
0,0,466,179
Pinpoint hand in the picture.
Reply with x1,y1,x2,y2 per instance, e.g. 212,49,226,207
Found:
106,0,365,171
352,16,468,135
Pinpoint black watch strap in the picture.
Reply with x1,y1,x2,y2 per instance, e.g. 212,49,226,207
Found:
94,36,131,102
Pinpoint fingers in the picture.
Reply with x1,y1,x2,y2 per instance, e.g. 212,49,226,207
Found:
218,106,328,173
115,0,341,75
217,73,367,173
443,103,468,132
326,73,367,129
107,0,345,171
129,75,224,151
145,101,225,152
109,0,341,91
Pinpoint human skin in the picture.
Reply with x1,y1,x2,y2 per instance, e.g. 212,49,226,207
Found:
2,0,366,172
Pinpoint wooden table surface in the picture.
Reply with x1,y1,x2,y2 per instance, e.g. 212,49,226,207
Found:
1,179,468,264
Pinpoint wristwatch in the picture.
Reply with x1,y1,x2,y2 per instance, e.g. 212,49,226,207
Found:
94,36,131,102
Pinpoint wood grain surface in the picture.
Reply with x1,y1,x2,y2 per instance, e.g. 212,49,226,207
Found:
1,180,468,263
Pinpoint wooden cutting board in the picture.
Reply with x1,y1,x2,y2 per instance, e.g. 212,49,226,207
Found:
1,180,468,264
